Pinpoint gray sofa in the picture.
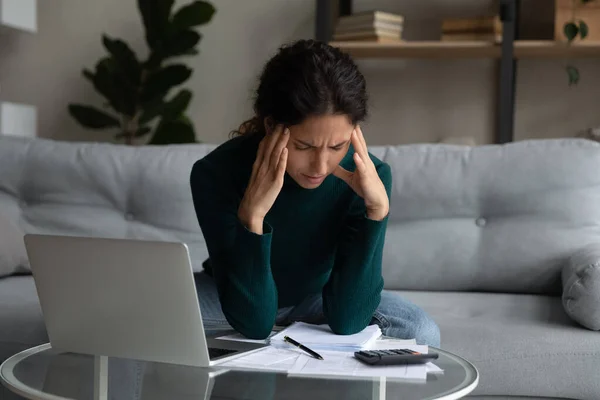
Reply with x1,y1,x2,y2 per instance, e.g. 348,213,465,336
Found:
1,135,600,400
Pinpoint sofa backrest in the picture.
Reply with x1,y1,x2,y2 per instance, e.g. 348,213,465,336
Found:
373,138,600,295
0,136,215,272
2,136,600,295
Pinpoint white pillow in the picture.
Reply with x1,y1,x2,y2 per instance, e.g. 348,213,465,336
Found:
0,212,30,277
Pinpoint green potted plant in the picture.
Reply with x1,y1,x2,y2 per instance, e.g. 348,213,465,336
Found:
68,0,215,145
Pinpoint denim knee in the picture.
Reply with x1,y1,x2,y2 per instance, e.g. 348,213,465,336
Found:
412,313,441,348
374,291,442,347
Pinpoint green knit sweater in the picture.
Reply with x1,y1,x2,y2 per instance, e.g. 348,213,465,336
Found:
190,133,392,339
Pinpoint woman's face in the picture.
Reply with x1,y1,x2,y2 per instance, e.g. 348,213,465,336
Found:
284,114,354,189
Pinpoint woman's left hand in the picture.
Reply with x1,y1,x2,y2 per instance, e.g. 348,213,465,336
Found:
333,126,390,221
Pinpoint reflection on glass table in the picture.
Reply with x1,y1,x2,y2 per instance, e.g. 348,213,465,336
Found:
1,343,478,400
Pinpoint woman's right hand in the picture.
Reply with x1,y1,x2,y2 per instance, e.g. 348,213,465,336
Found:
238,125,289,234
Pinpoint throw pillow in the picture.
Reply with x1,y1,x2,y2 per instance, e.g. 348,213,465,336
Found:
0,212,30,277
562,244,600,330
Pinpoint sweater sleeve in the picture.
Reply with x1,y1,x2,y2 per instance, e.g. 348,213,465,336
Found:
190,159,278,339
322,162,393,335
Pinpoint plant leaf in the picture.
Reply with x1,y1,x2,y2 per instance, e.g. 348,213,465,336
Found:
137,0,175,49
138,90,191,124
138,98,166,125
136,126,153,137
579,20,589,40
141,64,193,103
145,30,201,68
171,1,216,31
164,30,201,58
564,22,579,42
83,69,95,82
566,65,580,85
93,57,137,116
102,35,142,85
162,89,193,122
68,104,121,129
149,115,196,144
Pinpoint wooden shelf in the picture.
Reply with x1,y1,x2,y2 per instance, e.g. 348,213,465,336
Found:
329,40,600,59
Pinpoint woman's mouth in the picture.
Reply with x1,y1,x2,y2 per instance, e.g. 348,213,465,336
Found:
303,174,326,184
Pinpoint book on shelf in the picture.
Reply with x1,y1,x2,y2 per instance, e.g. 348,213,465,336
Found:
337,10,404,27
441,15,502,42
441,15,502,34
441,33,502,43
335,21,402,35
334,10,404,42
333,28,402,41
332,35,403,43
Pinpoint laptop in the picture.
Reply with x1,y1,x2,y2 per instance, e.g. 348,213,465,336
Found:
23,234,267,367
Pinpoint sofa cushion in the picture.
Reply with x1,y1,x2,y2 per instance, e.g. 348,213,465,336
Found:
378,139,600,295
0,212,29,277
562,244,600,330
0,136,218,273
397,290,600,399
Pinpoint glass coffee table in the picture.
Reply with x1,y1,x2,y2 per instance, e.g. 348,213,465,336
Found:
1,343,478,400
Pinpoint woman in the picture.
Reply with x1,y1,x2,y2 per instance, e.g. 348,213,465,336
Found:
190,39,440,347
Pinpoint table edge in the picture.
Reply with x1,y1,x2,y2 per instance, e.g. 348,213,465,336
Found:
0,344,67,400
1,343,479,400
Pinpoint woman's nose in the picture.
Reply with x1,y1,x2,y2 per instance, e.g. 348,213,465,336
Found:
311,153,328,175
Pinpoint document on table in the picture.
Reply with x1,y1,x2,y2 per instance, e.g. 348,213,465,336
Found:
269,322,382,351
289,350,428,380
219,344,441,377
216,331,276,344
219,347,303,372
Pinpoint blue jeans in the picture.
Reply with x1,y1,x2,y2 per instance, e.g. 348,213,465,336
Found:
194,272,441,348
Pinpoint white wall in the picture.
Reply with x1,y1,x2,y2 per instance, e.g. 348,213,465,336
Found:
0,0,599,145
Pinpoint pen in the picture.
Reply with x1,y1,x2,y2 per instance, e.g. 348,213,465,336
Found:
283,335,324,360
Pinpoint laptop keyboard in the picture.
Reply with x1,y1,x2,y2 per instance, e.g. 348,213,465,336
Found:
208,347,237,359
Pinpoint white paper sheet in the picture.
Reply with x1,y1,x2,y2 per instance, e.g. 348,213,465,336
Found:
426,363,443,373
269,322,381,351
219,347,303,372
218,336,443,376
289,350,428,380
216,331,276,344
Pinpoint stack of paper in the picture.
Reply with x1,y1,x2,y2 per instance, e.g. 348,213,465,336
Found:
220,347,303,372
220,344,442,380
269,322,382,351
289,349,428,380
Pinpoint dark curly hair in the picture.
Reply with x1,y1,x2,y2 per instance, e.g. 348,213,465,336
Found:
232,39,368,137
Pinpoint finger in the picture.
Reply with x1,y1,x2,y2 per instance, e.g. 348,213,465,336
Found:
351,129,367,163
251,139,267,183
354,152,368,174
270,127,290,169
332,164,353,185
254,138,267,168
264,124,285,166
356,127,375,169
276,148,288,181
355,126,370,163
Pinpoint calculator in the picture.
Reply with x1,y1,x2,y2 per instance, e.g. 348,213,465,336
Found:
354,349,439,366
